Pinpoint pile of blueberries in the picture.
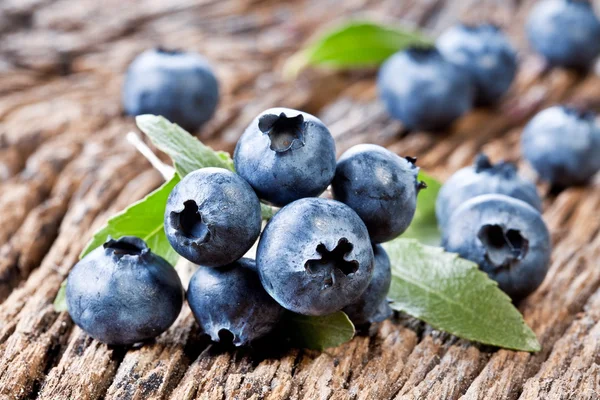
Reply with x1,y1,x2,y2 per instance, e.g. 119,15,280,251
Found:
64,0,600,347
66,106,426,346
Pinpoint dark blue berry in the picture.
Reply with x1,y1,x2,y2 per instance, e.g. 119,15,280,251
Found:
331,144,423,244
257,198,374,316
437,23,517,105
521,106,600,187
442,194,551,301
165,168,262,267
436,153,542,232
343,244,392,326
377,46,474,131
526,0,600,69
187,258,284,346
234,108,336,207
66,236,184,345
122,48,219,131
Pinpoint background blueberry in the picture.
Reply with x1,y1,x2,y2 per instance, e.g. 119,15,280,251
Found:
257,198,374,316
122,48,219,131
437,23,517,105
331,144,424,244
526,0,600,69
377,46,474,131
442,194,551,301
234,108,336,207
342,244,393,326
165,167,262,267
66,236,184,345
521,105,600,187
436,153,542,232
187,258,284,346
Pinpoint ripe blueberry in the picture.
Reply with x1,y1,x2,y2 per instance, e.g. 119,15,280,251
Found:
521,106,600,187
526,0,600,69
437,23,517,105
187,258,284,346
343,244,392,326
257,198,374,316
165,168,262,267
436,153,542,232
377,46,473,131
122,48,219,131
331,144,424,243
442,194,551,301
233,108,336,207
66,236,184,345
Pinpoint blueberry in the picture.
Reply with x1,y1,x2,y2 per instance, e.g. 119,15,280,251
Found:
442,194,551,301
331,144,424,243
122,48,219,131
187,258,284,346
377,46,474,131
342,244,393,326
526,0,600,69
66,237,184,345
436,153,542,232
257,198,374,316
165,167,262,267
521,106,600,187
437,23,517,105
233,108,336,207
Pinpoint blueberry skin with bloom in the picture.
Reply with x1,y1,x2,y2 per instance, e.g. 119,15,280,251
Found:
436,153,542,232
526,0,600,69
122,48,219,131
442,194,551,301
437,23,517,105
377,47,474,131
66,237,184,345
331,144,424,244
234,108,336,207
343,244,393,326
164,168,262,267
257,198,375,316
187,258,284,347
521,106,600,187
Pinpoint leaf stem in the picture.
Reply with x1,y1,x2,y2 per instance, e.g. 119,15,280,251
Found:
126,131,175,181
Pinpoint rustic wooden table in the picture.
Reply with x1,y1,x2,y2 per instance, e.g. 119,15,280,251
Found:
1,0,599,398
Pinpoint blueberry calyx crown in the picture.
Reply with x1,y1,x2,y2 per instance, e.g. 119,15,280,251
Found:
477,224,529,269
560,105,596,122
474,153,517,178
103,236,149,259
258,112,306,153
305,238,359,289
169,200,211,246
405,45,440,61
404,156,427,192
155,46,184,56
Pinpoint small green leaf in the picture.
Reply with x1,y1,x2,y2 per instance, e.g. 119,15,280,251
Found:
53,280,68,312
284,20,433,77
384,239,541,352
79,175,181,266
284,311,355,350
136,114,235,177
402,171,442,245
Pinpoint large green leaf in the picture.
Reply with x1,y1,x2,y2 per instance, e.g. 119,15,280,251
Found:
384,239,540,352
284,312,355,351
284,20,433,77
136,114,235,177
401,171,442,245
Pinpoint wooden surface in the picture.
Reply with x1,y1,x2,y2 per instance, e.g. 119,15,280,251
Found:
1,0,600,399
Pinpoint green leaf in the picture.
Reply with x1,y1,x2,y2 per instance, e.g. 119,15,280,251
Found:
284,311,355,350
384,239,541,352
53,281,68,312
79,175,181,266
402,171,442,245
136,114,235,176
284,20,433,77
